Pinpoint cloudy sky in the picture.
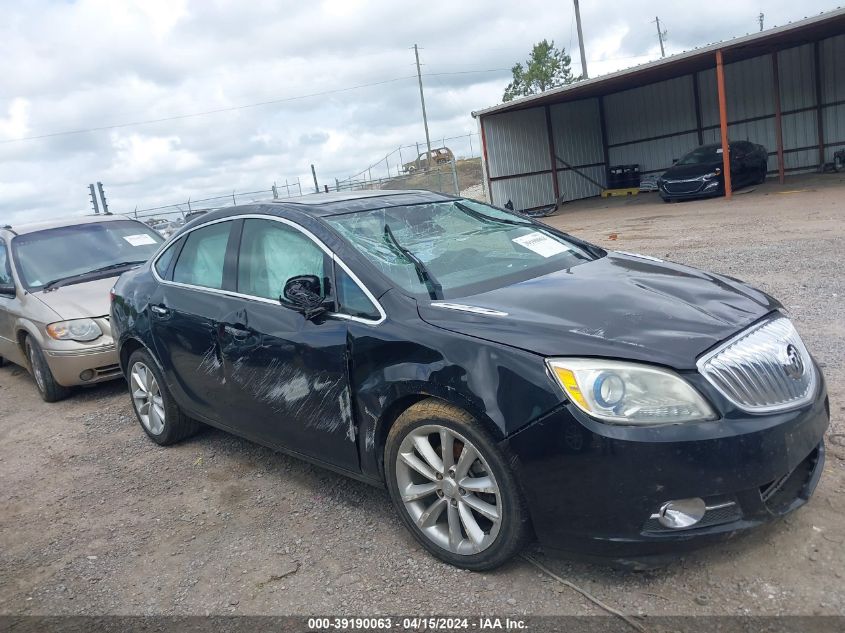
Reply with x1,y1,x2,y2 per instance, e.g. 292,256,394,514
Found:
0,0,839,222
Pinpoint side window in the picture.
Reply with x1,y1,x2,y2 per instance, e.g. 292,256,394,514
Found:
335,264,380,321
237,219,326,301
0,241,12,285
154,238,182,280
172,222,231,289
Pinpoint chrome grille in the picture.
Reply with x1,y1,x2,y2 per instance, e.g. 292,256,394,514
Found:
697,316,816,413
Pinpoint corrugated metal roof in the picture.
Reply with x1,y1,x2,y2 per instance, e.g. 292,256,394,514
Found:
472,8,845,118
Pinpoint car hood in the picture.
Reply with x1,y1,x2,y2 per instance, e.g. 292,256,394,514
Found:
662,162,721,180
417,252,779,370
33,276,116,320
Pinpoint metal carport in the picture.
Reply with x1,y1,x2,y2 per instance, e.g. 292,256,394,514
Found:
472,8,845,209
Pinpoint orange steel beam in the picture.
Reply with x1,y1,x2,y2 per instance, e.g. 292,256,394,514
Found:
772,52,785,184
716,50,732,199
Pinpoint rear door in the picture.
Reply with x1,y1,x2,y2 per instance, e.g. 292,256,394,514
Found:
218,217,359,471
149,219,242,423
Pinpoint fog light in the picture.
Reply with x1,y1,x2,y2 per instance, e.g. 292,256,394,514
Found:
79,369,95,381
656,498,706,529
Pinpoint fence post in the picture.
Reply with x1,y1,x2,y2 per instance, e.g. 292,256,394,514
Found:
385,155,390,178
469,134,473,157
398,146,404,173
232,191,236,205
272,182,279,199
335,178,340,192
187,197,192,212
415,142,421,171
451,160,459,195
436,168,442,193
297,178,302,196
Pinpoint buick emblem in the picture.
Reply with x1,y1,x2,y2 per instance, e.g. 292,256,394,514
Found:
783,344,804,380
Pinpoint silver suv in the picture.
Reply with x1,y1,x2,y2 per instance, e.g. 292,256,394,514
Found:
0,215,163,401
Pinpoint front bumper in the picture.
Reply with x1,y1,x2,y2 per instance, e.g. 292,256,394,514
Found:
43,344,121,386
659,179,722,200
508,370,830,562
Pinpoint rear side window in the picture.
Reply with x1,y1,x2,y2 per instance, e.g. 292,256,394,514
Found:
237,219,326,301
335,264,380,321
154,238,182,279
0,241,12,285
172,222,231,290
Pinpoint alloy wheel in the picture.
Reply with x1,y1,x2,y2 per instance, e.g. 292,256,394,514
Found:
130,362,166,435
395,424,502,555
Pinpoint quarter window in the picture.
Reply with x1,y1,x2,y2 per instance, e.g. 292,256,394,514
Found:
237,219,326,301
335,264,380,321
154,238,182,280
0,241,12,285
172,222,231,290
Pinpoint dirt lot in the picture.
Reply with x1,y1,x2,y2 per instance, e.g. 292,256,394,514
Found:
1,174,843,619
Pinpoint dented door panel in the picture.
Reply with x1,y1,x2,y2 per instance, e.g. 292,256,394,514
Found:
219,299,358,472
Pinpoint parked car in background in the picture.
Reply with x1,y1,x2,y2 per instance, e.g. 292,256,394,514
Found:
0,216,163,401
111,190,827,570
402,147,454,173
658,141,768,202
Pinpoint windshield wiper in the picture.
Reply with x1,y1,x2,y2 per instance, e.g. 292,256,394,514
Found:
41,261,146,291
454,201,528,226
383,224,443,300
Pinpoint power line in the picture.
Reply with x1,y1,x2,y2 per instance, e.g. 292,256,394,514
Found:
0,68,512,146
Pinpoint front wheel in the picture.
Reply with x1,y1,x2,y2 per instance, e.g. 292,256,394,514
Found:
25,337,71,402
385,400,529,570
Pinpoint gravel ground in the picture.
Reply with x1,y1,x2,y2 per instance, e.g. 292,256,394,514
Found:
1,174,843,618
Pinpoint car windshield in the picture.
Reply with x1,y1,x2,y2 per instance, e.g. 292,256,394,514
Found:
13,220,164,290
676,145,723,165
325,199,597,299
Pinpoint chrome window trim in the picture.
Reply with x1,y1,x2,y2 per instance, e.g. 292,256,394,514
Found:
150,214,386,326
430,302,508,316
696,314,817,414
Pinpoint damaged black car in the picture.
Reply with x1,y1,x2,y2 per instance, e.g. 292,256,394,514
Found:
110,190,828,570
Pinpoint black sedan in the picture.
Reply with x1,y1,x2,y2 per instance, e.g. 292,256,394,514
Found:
658,141,768,201
110,190,828,570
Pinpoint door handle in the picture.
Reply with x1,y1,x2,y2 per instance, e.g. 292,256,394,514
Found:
150,305,170,317
223,324,249,340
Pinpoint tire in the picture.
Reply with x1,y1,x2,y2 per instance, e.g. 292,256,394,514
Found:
126,348,199,445
385,399,529,570
756,165,767,185
25,337,71,402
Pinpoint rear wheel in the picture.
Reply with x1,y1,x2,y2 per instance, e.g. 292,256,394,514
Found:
756,165,767,184
385,400,529,570
127,348,199,445
25,337,71,402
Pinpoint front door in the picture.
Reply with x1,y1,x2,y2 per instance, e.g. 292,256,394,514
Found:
149,219,238,424
219,217,358,471
0,240,21,363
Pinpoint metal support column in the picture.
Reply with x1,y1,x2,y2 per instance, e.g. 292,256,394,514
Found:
544,105,560,202
772,52,785,184
715,50,732,200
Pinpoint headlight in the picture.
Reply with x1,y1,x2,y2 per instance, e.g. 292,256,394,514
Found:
546,358,716,425
46,318,103,342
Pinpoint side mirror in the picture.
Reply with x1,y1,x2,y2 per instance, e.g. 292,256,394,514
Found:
282,275,329,319
0,282,16,298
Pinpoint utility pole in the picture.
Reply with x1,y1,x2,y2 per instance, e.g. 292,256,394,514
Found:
758,12,765,31
96,182,110,214
311,164,319,193
413,44,432,168
573,0,588,79
654,16,667,58
88,184,100,215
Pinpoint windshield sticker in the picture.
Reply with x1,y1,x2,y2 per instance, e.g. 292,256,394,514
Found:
512,232,569,258
123,234,157,247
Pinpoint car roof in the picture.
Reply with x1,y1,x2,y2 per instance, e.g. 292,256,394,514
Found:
268,189,457,217
1,214,137,237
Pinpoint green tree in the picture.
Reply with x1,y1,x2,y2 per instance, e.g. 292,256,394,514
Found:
503,40,577,102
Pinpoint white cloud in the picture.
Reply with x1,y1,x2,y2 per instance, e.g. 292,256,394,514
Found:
0,0,839,222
